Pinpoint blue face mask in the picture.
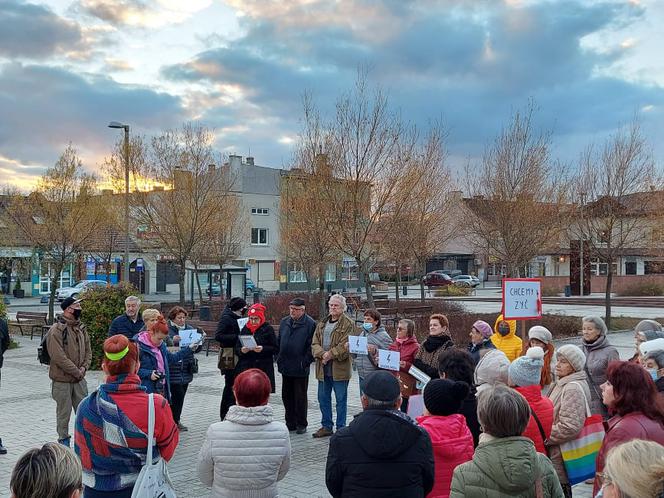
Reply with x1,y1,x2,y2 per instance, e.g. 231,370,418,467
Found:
647,368,659,381
362,322,373,332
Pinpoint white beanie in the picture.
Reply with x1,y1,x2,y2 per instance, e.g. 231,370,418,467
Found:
640,338,664,356
509,347,545,387
475,349,510,389
528,326,553,345
556,344,586,372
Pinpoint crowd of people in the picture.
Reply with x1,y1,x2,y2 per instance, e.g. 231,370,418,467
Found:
3,293,664,497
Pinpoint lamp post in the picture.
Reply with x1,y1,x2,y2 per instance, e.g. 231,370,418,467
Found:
108,121,130,284
579,191,586,296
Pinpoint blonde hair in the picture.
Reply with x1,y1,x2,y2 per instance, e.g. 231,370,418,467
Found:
142,308,161,323
10,443,82,498
604,439,664,498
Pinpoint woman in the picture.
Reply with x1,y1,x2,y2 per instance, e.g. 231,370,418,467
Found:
389,318,420,413
10,443,82,498
417,379,474,498
141,308,160,331
598,439,664,498
593,361,664,496
642,338,664,392
490,314,522,362
474,348,510,394
523,326,556,395
413,314,455,379
581,315,619,417
545,344,591,498
135,314,195,402
75,335,179,498
236,303,278,393
629,319,664,363
197,368,291,497
450,386,563,497
351,309,393,394
467,320,495,365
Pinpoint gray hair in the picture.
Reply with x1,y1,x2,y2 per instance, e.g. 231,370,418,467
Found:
10,443,82,498
328,294,347,312
477,385,531,438
582,315,608,336
398,319,416,338
125,295,141,306
647,350,664,369
362,394,401,410
604,439,664,498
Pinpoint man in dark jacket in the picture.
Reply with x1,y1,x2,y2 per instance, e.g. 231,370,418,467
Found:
277,298,316,434
215,296,247,420
108,295,144,338
0,315,9,454
325,370,435,498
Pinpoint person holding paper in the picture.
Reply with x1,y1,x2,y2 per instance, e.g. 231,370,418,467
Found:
235,303,278,392
348,309,393,396
413,314,455,379
389,319,420,413
215,297,247,421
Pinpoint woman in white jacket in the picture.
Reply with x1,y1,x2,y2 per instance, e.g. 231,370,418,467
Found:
198,368,291,498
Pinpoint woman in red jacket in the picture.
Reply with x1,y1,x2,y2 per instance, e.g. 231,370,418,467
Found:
593,360,664,496
508,347,553,455
389,318,420,413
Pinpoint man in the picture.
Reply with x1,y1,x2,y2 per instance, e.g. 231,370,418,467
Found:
311,294,353,438
277,297,316,434
108,295,144,339
215,296,247,420
0,314,9,454
47,296,91,447
325,370,435,497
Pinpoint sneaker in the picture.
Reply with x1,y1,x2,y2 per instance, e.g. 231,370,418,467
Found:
296,427,307,435
177,423,188,432
57,438,70,447
0,438,6,455
312,427,333,438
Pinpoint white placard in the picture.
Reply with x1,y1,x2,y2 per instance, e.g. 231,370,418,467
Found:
349,336,368,355
178,329,202,346
406,394,425,418
237,317,249,330
502,278,542,320
378,349,400,371
408,365,432,386
239,335,258,349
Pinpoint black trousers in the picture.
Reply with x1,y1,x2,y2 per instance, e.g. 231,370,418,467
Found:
282,375,309,430
220,370,236,421
170,383,189,424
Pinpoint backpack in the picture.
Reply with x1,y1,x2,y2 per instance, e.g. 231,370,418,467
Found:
38,326,68,365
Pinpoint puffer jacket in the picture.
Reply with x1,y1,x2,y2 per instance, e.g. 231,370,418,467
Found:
197,404,291,498
47,316,92,383
581,334,619,416
490,315,522,362
515,385,554,455
417,414,474,498
167,323,199,385
352,325,393,379
389,336,420,374
450,436,564,497
312,313,354,381
413,335,455,379
545,371,592,485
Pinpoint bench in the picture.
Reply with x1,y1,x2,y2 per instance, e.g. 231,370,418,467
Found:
9,311,49,339
187,319,219,356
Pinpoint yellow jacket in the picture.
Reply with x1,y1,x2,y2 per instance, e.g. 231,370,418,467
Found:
490,315,523,362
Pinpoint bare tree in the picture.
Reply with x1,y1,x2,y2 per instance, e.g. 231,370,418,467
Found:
573,120,662,328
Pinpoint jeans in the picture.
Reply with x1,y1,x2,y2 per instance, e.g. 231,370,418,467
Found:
358,375,365,397
318,376,349,430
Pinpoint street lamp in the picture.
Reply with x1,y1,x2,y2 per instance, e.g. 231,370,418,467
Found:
579,191,587,296
108,121,130,284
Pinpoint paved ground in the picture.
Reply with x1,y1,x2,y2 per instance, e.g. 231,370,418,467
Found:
0,327,636,497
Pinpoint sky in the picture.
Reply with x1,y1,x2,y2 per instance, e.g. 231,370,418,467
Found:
1,0,663,190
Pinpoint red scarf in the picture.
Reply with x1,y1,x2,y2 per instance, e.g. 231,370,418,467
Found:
246,304,266,334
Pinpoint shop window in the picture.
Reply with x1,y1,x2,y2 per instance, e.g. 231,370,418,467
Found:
288,262,307,283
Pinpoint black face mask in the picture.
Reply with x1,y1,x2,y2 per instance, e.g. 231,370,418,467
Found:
498,324,510,336
72,309,82,319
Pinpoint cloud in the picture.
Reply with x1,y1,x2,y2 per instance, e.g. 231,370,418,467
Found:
0,0,84,58
73,0,212,28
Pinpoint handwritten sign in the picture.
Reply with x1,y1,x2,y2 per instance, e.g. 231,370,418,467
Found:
237,317,249,330
502,278,542,320
349,336,368,355
408,365,431,386
178,329,202,346
378,349,400,371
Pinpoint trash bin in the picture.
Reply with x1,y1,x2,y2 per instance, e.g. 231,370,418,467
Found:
564,285,571,297
402,285,408,296
199,305,211,321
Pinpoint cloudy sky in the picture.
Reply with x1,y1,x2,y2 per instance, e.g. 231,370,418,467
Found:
1,0,663,189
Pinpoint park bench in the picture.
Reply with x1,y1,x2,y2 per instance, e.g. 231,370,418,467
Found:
9,311,49,339
186,319,219,356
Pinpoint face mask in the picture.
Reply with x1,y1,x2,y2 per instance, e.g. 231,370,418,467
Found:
647,368,659,381
73,309,82,319
362,322,373,332
498,324,510,336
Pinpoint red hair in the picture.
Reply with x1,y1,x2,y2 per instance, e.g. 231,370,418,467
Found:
606,361,664,424
233,368,270,407
102,334,139,375
430,314,449,329
153,316,169,335
522,341,555,387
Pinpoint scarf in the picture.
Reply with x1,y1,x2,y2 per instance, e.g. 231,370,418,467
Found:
246,304,266,333
422,334,452,353
137,331,165,373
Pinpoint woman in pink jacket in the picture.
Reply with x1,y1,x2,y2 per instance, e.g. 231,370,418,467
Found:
417,379,474,498
389,318,420,413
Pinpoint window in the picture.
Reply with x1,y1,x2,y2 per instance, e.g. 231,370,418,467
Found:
342,261,359,281
251,228,268,245
590,258,618,276
251,208,269,215
325,263,336,282
288,262,307,283
645,260,664,274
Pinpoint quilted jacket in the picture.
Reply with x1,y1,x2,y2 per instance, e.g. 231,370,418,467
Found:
351,325,393,379
515,385,554,455
581,334,619,416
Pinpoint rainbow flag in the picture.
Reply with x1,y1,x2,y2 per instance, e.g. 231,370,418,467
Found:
560,414,605,485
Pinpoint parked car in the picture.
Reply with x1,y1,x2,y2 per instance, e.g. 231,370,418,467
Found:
452,275,481,288
55,279,108,301
206,278,256,296
422,271,454,287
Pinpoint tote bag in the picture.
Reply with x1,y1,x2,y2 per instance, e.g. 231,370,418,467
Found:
131,393,177,498
559,382,605,485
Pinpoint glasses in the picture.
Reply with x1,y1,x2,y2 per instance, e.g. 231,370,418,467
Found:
596,472,612,487
396,326,405,330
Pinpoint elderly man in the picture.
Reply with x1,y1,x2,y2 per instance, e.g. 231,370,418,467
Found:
47,297,91,447
325,370,435,497
311,294,354,438
277,297,316,434
108,295,144,339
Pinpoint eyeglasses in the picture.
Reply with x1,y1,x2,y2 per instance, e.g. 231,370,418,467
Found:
396,326,405,330
596,472,612,487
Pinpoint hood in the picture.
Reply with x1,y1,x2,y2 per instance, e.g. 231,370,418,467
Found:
350,410,424,459
225,404,274,425
416,414,469,444
582,333,611,352
473,437,543,492
475,349,510,387
493,314,517,339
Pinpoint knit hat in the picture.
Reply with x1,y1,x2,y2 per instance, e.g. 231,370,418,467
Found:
473,320,493,339
508,347,545,387
423,379,470,416
640,338,664,356
528,326,553,345
474,349,510,390
634,320,664,341
246,303,266,333
229,297,247,311
362,370,401,402
556,344,586,372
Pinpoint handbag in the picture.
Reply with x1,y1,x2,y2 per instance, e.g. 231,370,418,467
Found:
559,381,605,485
397,372,417,398
131,393,177,498
189,357,199,374
217,347,237,372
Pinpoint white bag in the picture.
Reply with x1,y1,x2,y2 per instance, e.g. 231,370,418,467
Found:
131,393,177,498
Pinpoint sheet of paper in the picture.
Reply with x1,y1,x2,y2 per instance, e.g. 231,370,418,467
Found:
178,329,202,346
237,317,249,330
406,394,425,418
378,349,400,371
239,335,258,349
408,365,432,386
349,335,368,355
